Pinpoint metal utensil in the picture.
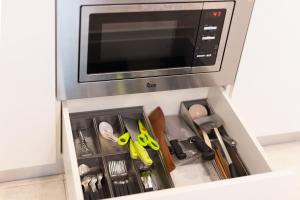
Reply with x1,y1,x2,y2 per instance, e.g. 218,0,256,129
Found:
99,121,118,142
193,114,240,178
222,135,237,147
108,160,132,196
78,164,90,177
78,164,98,177
81,176,91,192
78,130,93,157
141,171,153,191
81,176,92,200
109,160,127,177
89,176,98,192
97,173,103,189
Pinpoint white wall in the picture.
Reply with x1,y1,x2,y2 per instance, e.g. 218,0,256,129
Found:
232,0,300,136
0,0,58,171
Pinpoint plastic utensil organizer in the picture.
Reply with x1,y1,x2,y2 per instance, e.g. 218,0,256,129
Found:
70,106,174,199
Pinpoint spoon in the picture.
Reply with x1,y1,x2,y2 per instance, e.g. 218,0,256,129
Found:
97,172,103,189
99,122,118,142
78,164,97,177
89,176,98,192
81,176,91,192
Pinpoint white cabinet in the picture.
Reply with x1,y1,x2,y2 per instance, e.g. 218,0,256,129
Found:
231,0,300,137
62,87,293,200
0,0,58,172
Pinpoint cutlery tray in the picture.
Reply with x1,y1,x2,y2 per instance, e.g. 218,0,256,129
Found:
78,157,112,199
69,106,174,199
71,117,101,158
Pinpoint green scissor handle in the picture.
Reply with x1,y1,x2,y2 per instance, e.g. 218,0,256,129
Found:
138,120,160,151
118,131,147,146
144,134,160,151
118,132,130,146
133,140,153,166
129,139,138,159
136,133,148,147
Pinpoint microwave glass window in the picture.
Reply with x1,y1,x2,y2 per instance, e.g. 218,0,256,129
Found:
86,11,201,74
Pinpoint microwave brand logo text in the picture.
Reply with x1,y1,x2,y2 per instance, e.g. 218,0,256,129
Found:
146,82,157,88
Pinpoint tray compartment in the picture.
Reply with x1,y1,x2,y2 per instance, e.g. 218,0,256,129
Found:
70,114,101,158
117,108,174,190
181,99,250,178
133,149,174,192
104,153,143,197
78,157,112,199
93,115,128,156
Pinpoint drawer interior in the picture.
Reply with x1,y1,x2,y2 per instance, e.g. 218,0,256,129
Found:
63,87,274,200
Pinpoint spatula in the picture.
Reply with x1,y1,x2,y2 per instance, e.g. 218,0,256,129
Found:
148,107,176,172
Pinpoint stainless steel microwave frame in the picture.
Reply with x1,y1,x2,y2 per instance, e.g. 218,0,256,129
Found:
57,0,255,100
79,2,233,82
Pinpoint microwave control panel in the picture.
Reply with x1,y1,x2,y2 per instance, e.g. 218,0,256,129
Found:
193,9,227,67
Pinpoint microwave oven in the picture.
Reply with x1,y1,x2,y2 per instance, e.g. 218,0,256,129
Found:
57,0,254,100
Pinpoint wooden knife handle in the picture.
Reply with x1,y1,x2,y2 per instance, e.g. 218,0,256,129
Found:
155,132,176,172
214,148,230,179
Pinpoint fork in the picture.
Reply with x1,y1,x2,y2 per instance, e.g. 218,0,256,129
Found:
108,160,130,196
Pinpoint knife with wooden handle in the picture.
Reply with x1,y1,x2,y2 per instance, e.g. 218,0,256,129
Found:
149,107,176,172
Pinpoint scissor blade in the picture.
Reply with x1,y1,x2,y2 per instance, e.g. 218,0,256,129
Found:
122,117,139,142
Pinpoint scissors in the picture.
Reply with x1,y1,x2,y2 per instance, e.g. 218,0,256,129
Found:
117,128,147,146
138,120,160,151
118,117,153,166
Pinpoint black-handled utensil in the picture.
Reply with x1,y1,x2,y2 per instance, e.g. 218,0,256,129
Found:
90,191,100,200
113,182,121,197
229,163,240,178
98,188,105,199
126,180,134,194
120,181,128,195
83,191,90,200
169,139,187,160
189,136,215,160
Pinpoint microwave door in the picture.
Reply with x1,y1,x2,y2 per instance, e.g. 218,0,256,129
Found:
79,3,203,82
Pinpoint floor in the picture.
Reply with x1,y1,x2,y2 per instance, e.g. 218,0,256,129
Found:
0,175,66,200
0,141,300,200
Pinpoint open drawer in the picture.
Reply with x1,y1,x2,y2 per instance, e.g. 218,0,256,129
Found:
62,87,292,200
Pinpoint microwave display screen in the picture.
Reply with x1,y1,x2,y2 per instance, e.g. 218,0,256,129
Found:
86,11,201,74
